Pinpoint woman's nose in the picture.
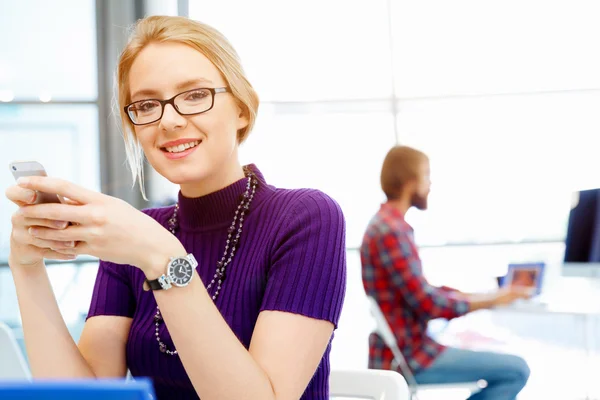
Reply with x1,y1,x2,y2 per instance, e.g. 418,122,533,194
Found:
159,104,187,131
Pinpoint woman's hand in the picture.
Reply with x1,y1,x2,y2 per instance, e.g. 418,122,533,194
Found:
14,176,183,273
5,184,74,267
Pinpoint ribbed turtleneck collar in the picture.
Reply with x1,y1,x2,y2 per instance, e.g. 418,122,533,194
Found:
176,164,267,230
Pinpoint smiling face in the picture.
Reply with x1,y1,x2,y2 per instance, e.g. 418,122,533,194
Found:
128,42,249,197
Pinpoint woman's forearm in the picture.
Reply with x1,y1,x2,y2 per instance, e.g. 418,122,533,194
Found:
154,272,276,400
142,239,275,399
10,262,95,378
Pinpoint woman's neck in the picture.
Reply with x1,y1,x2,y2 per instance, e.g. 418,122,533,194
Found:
179,160,244,198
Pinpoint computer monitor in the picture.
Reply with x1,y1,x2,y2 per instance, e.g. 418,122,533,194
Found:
562,188,600,277
0,378,155,400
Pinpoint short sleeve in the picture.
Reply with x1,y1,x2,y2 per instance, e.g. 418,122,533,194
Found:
87,260,136,320
260,190,347,328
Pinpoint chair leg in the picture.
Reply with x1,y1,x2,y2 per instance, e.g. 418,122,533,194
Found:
391,358,420,400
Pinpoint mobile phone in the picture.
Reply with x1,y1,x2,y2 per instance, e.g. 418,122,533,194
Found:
9,161,65,204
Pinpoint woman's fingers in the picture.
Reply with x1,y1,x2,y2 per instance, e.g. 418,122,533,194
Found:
12,228,76,251
11,210,69,230
32,236,77,251
16,176,96,205
5,185,37,206
25,217,69,229
18,203,88,225
40,247,77,261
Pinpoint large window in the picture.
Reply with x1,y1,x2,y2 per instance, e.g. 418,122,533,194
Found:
391,0,600,98
189,0,600,249
399,91,600,245
0,105,100,259
0,0,98,101
0,0,100,261
190,0,392,102
188,0,397,250
0,0,100,340
392,0,600,246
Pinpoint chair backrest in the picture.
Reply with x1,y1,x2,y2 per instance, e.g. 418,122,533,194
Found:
366,297,419,390
330,369,410,400
0,322,30,380
367,296,398,349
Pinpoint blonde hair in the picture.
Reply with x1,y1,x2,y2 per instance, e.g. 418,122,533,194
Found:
380,146,428,200
116,15,260,197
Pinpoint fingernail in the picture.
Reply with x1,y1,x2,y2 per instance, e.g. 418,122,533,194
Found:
28,191,37,204
65,241,75,248
53,220,68,229
28,227,38,236
17,177,30,186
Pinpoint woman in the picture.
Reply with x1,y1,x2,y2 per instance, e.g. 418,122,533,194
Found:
6,16,346,400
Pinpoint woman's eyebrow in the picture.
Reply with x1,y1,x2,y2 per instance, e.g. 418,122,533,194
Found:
131,78,215,101
175,78,214,91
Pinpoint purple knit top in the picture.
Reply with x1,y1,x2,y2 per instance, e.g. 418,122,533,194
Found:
87,165,347,399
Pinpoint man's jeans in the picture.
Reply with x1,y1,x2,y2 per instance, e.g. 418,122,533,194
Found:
414,347,530,400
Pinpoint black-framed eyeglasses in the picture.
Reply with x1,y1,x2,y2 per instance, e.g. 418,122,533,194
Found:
124,87,230,126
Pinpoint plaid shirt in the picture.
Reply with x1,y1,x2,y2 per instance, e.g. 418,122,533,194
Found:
361,203,470,374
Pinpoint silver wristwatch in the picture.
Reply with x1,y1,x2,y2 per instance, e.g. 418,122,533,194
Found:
145,253,197,291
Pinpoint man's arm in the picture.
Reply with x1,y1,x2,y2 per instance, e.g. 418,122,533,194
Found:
374,231,528,318
439,285,463,294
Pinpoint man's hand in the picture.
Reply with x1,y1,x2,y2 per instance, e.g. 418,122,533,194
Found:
493,286,535,307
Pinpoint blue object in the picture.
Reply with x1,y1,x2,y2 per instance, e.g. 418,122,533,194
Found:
0,378,155,400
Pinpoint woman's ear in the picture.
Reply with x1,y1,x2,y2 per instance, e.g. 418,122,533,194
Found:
236,103,249,131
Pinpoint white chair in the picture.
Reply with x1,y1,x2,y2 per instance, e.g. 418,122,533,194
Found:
0,322,31,380
330,369,410,400
367,297,486,400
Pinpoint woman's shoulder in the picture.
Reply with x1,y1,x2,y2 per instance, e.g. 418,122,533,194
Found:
262,186,344,221
256,187,346,246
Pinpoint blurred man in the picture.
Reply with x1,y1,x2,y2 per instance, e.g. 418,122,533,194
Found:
361,146,531,400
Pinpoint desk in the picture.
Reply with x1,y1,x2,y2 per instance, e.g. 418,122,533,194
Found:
495,298,600,400
498,296,600,315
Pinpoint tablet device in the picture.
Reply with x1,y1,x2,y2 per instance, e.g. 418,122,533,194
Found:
503,262,545,296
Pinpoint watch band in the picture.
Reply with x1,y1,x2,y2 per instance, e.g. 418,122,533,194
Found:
145,277,164,290
145,274,172,291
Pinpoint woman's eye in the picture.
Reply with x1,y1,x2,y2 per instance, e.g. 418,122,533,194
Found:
186,90,209,100
137,101,158,112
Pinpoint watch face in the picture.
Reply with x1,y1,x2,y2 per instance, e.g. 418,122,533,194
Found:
168,258,194,287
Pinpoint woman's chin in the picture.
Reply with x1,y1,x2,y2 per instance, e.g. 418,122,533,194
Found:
151,159,205,183
163,173,204,186
161,168,213,187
